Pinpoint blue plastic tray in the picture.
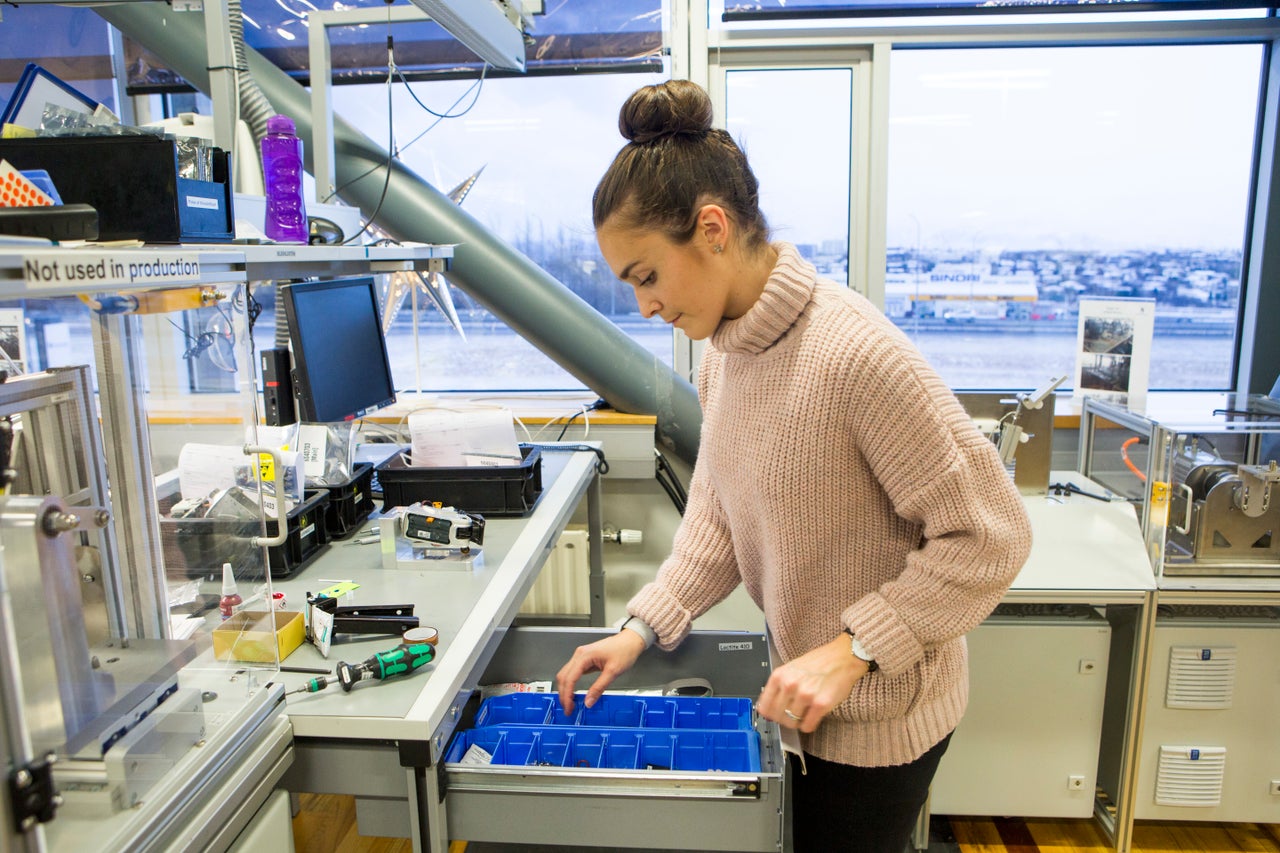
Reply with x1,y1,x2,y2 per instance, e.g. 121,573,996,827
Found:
445,726,761,772
473,693,754,731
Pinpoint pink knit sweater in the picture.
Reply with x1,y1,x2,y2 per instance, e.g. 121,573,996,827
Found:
628,243,1032,768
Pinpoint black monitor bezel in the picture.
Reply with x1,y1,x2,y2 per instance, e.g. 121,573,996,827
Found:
280,275,397,423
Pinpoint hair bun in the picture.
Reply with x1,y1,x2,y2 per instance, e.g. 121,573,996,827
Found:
618,79,714,145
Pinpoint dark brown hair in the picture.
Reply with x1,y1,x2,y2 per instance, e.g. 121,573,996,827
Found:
592,79,769,250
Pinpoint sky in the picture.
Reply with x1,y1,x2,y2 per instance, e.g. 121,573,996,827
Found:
331,42,1265,257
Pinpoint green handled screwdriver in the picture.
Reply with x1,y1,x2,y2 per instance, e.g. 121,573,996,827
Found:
337,642,435,692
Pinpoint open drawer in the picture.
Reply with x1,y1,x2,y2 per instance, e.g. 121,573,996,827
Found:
439,627,786,852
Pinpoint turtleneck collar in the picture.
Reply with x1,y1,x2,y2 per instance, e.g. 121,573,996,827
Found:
711,242,817,355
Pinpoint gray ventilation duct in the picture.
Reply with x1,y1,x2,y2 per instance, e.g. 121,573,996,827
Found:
96,3,702,467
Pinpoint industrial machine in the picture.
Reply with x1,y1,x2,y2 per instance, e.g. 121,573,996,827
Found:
0,269,292,852
1079,395,1280,577
957,375,1066,496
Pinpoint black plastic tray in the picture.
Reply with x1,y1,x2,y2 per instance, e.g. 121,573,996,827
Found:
376,445,543,517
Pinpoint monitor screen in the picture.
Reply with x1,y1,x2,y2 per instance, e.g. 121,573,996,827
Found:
280,276,396,422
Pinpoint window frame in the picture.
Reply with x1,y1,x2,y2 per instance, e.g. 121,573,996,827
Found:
687,11,1280,393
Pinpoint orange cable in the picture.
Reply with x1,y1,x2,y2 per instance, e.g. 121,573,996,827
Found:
1121,436,1147,482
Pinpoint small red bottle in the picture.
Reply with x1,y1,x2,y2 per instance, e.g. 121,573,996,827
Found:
219,562,242,620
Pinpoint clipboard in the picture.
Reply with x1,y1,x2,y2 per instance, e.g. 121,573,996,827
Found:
0,63,100,132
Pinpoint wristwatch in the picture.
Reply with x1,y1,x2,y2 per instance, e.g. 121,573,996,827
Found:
843,628,878,672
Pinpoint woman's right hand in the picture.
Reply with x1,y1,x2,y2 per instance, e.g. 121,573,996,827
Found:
556,629,647,715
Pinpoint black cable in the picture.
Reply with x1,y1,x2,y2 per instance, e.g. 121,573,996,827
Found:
655,467,686,515
654,449,688,508
1048,481,1116,502
554,398,608,441
525,443,609,475
322,53,487,206
341,67,396,245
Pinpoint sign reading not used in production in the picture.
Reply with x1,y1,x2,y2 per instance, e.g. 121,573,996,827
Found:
23,253,202,288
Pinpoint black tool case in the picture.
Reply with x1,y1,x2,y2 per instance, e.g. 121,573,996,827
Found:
0,135,235,243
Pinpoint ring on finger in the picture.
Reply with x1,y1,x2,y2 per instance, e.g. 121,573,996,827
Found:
783,708,802,721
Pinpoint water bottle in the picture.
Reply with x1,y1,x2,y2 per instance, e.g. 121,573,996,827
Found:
260,114,308,244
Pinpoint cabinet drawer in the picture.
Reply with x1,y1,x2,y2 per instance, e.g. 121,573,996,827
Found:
440,627,785,852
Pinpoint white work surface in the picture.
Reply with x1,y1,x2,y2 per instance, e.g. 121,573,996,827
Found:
1009,471,1155,602
274,444,599,742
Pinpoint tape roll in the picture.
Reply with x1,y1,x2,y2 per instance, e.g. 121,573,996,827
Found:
404,626,439,646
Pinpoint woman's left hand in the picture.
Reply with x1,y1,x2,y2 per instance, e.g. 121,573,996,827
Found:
757,634,870,733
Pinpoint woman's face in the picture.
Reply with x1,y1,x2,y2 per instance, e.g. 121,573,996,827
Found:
596,220,730,342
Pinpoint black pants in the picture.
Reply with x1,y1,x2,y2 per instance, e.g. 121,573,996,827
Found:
788,732,952,853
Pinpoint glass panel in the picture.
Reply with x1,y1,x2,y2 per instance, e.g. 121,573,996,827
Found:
0,6,118,116
322,69,670,392
123,0,663,93
725,68,852,283
0,255,285,846
887,44,1262,390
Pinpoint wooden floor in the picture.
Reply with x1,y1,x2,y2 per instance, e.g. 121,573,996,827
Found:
291,793,1280,853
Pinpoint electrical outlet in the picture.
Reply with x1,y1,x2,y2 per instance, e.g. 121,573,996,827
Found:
1068,775,1086,791
1269,780,1280,796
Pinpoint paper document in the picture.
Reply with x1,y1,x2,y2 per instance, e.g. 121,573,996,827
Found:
408,409,521,467
177,443,244,501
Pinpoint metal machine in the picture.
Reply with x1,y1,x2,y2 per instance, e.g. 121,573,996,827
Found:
958,375,1066,496
0,268,291,852
1080,394,1280,577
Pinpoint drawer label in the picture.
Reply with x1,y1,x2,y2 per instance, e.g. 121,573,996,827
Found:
718,641,754,652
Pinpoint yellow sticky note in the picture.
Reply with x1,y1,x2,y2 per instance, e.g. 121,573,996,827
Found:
315,581,359,599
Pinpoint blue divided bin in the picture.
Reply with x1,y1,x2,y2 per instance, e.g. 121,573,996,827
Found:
473,693,754,731
451,694,761,772
444,727,761,772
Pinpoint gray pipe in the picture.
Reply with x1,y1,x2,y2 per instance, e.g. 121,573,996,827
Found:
96,4,702,466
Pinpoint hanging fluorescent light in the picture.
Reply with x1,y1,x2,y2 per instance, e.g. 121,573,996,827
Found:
406,0,527,72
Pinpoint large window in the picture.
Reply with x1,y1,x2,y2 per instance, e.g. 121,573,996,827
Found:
322,70,669,393
724,68,853,280
886,43,1263,390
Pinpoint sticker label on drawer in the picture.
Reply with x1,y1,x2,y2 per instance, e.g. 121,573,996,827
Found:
718,641,754,652
461,744,493,766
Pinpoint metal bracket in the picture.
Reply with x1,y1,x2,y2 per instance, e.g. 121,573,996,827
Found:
8,752,59,832
1236,460,1279,518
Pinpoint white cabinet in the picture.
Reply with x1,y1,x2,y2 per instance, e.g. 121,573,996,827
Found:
1134,605,1280,823
930,606,1112,818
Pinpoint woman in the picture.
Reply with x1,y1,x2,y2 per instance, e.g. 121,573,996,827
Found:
555,79,1032,853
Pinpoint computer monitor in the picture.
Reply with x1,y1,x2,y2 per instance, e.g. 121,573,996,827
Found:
280,276,396,422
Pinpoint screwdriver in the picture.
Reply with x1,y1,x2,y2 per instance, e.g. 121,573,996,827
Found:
288,674,339,695
336,642,435,692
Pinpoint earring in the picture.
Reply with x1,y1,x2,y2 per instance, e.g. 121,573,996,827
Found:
712,244,723,254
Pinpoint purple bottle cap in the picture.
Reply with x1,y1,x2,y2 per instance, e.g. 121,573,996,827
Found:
267,114,296,135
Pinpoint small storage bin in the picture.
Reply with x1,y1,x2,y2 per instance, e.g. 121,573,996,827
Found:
377,445,543,517
315,462,376,540
212,610,305,663
159,489,329,580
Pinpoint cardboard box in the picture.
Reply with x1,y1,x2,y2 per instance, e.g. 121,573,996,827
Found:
212,610,304,663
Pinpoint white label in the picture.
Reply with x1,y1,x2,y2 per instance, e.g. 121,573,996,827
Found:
186,195,220,210
23,253,202,288
460,744,493,766
718,641,754,652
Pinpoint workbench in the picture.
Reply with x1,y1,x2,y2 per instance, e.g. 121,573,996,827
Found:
275,445,605,852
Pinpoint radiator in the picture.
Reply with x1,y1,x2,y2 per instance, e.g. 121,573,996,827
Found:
520,528,591,616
